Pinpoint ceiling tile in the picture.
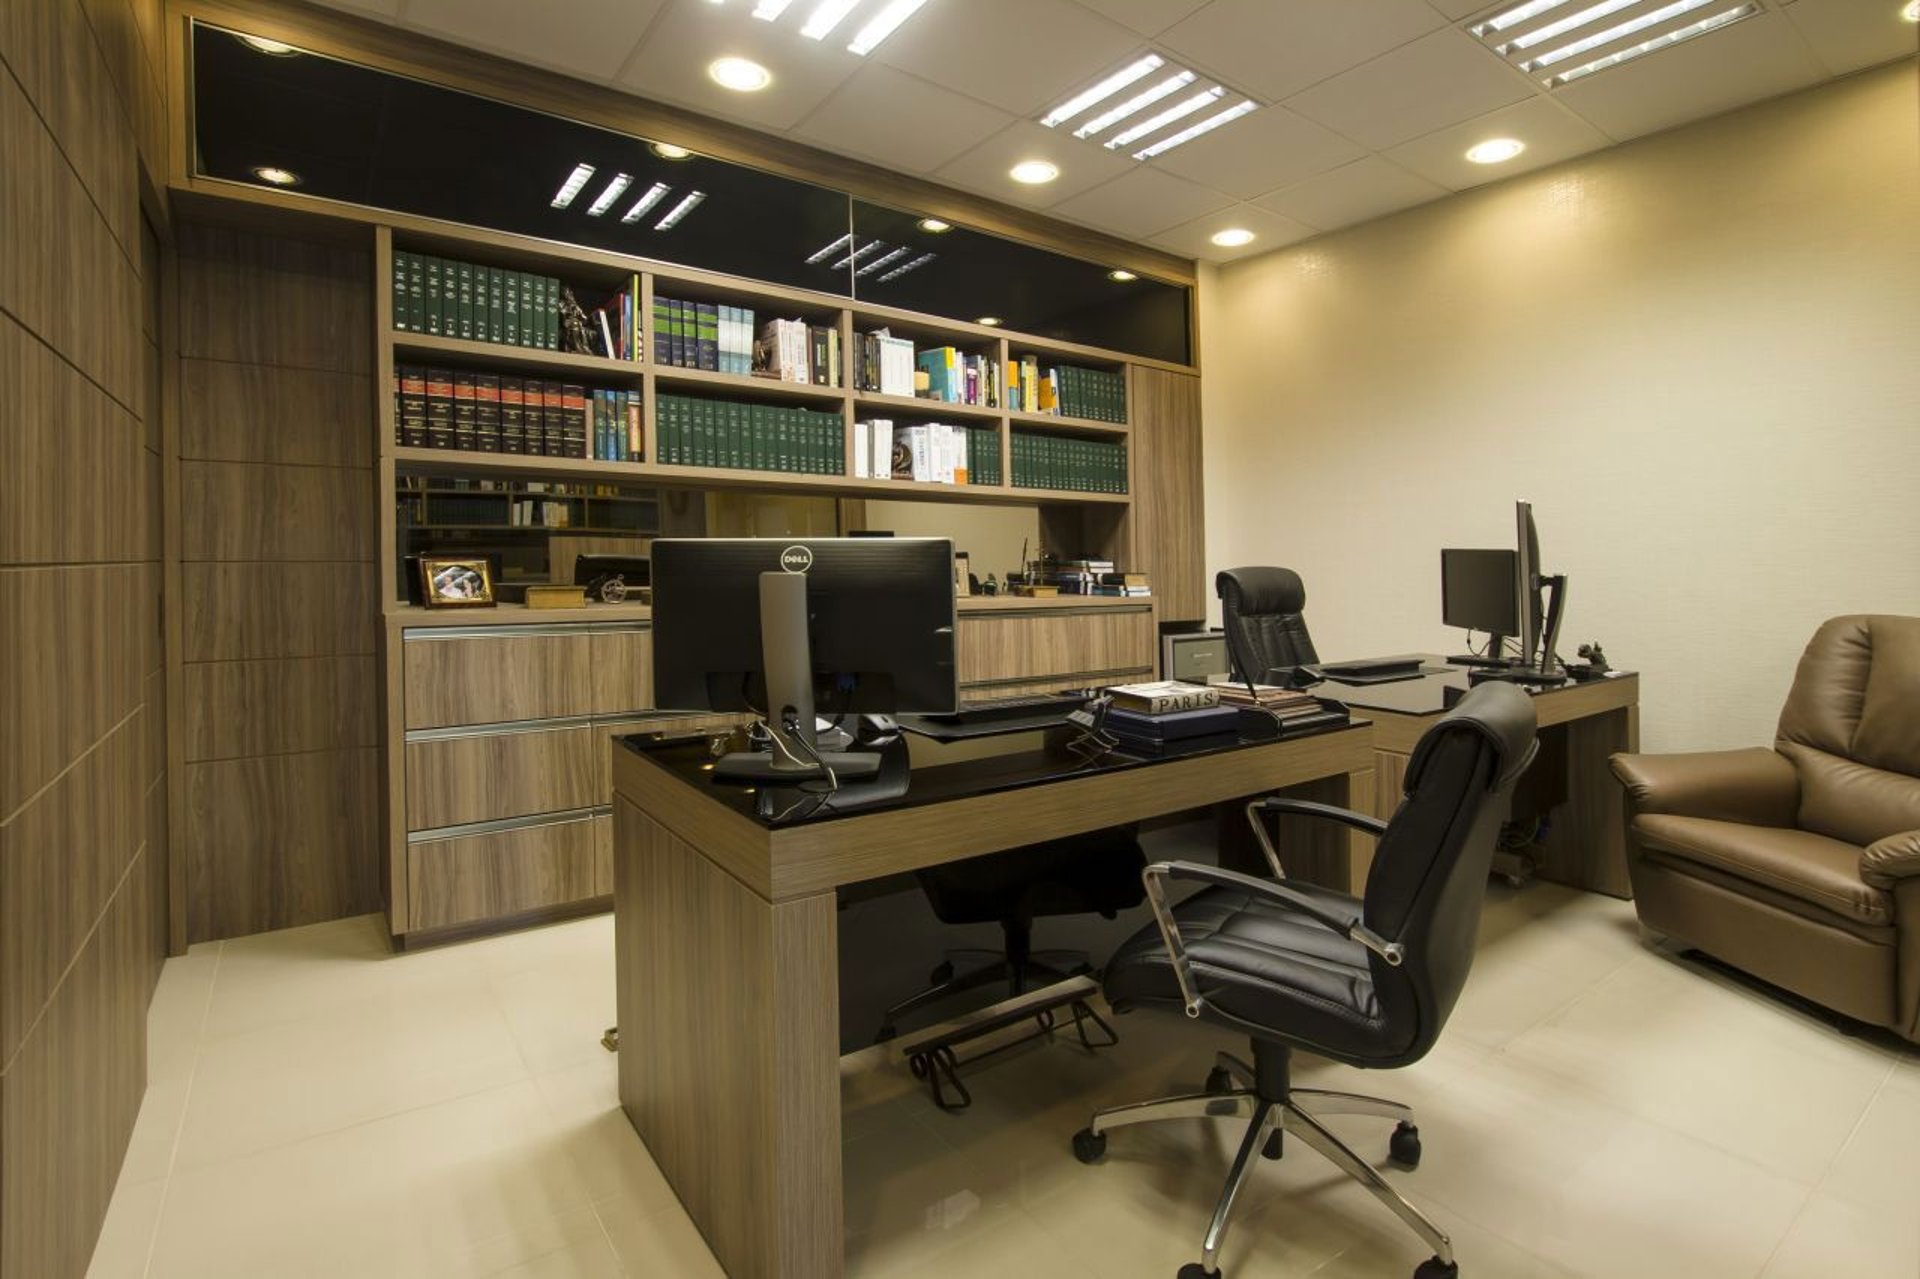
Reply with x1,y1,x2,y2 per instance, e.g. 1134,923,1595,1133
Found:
404,0,665,81
1048,167,1235,239
1254,155,1448,231
304,0,402,18
1779,0,1920,75
1147,104,1366,200
1067,0,1213,37
1158,0,1447,101
1383,95,1611,190
1150,203,1316,262
618,1,864,131
1551,10,1829,141
1285,28,1536,150
1427,0,1497,18
792,65,1013,175
871,0,1142,116
934,120,1135,209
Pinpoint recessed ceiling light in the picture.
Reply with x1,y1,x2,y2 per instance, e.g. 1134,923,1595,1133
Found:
977,316,1002,327
238,35,299,55
586,173,633,217
251,166,300,186
1210,228,1255,248
550,163,595,208
650,143,693,160
708,56,772,92
1469,0,1761,85
917,218,952,233
1465,137,1526,164
654,190,707,230
1108,269,1137,282
1901,0,1918,19
846,0,931,54
1009,159,1059,185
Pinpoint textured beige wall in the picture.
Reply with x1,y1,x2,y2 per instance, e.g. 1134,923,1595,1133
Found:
1200,61,1920,754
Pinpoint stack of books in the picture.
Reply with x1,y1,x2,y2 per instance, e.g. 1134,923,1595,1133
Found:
395,365,621,459
1102,681,1239,755
588,275,642,362
850,421,999,484
1208,679,1352,732
653,296,752,373
1010,431,1127,494
755,318,841,386
1007,358,1127,421
390,251,560,350
1057,562,1149,597
915,347,1002,407
655,394,842,474
854,330,916,396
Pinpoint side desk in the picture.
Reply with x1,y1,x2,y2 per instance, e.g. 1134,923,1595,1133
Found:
1331,664,1640,897
609,720,1374,1279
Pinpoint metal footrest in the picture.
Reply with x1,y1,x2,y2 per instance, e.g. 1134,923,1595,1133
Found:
904,991,1118,1112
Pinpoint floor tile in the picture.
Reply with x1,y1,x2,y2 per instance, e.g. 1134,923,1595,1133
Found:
148,1081,598,1279
84,1174,164,1279
146,944,221,1081
116,1068,192,1186
529,1056,679,1216
493,952,619,1076
594,1199,725,1279
849,1201,1095,1279
172,971,529,1169
1814,1080,1920,1217
1759,1190,1920,1279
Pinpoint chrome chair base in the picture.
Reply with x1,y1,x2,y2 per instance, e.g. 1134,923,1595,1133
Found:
1073,1052,1453,1279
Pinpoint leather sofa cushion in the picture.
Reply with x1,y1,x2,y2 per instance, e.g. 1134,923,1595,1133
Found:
1779,743,1920,850
1862,829,1920,889
1634,814,1891,926
1777,616,1920,847
1103,881,1411,1064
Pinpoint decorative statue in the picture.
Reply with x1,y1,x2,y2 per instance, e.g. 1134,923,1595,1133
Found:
558,286,596,355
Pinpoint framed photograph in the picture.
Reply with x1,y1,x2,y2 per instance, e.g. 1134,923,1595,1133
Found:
419,556,496,608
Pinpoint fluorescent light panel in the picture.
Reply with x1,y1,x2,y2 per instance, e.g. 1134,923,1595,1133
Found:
752,0,796,17
855,246,912,276
620,183,672,224
831,239,891,271
1470,0,1758,84
1040,54,1163,128
550,163,594,208
805,233,854,264
585,173,632,217
1131,98,1255,160
1550,2,1755,80
876,252,935,282
846,0,927,52
1073,70,1194,140
801,0,862,38
1041,54,1260,160
654,191,706,230
1106,85,1222,149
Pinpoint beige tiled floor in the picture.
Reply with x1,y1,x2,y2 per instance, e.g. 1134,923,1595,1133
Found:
88,883,1918,1279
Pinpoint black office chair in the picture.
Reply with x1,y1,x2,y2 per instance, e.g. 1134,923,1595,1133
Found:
1071,683,1538,1279
1216,567,1318,680
877,828,1147,1041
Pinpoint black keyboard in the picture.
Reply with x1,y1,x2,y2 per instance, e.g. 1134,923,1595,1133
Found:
921,692,1083,725
1319,655,1427,678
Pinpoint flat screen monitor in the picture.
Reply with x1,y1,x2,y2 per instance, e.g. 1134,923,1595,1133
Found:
1441,548,1519,643
1516,500,1543,668
651,537,959,721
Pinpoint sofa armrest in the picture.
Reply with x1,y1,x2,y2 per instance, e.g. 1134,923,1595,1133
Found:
1608,748,1799,827
1862,830,1920,888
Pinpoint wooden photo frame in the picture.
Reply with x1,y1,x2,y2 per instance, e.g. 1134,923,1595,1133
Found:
419,556,496,608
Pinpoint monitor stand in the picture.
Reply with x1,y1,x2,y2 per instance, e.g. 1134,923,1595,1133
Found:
712,570,882,784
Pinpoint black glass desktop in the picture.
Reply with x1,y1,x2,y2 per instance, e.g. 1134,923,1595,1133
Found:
649,537,958,783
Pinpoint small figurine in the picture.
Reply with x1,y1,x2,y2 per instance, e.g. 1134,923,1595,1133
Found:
1577,642,1610,672
982,573,999,596
558,286,596,355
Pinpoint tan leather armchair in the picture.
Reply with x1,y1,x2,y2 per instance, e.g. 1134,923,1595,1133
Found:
1610,615,1920,1042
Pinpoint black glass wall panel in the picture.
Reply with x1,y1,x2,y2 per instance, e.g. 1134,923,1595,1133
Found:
192,22,1190,363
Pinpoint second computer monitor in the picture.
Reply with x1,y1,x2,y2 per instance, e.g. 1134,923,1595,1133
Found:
1441,548,1520,652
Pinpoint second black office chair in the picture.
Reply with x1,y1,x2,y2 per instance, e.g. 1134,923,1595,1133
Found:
1070,683,1538,1279
1216,566,1318,681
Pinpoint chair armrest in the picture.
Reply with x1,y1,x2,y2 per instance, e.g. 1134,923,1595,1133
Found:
1608,748,1799,827
1862,831,1920,888
1140,860,1400,1020
1243,797,1387,880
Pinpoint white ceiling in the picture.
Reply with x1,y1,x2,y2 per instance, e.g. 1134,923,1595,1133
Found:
308,0,1917,264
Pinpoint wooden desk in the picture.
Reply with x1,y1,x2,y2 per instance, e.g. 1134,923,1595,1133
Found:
609,722,1374,1279
1333,667,1640,897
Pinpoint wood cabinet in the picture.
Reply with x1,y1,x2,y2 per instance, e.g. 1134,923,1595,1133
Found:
404,724,604,830
404,629,595,728
590,627,653,715
406,814,609,932
1128,367,1205,622
956,603,1156,696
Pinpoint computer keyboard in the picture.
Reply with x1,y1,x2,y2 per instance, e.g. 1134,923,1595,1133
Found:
1318,655,1427,678
923,692,1082,724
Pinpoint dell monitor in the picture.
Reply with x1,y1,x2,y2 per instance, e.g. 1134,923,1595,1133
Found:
1441,548,1519,657
1512,500,1568,679
650,537,958,783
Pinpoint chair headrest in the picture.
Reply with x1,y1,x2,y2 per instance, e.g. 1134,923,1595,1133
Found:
1405,682,1539,794
1216,566,1307,617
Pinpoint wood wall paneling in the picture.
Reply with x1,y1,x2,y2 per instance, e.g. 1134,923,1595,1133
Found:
181,562,377,662
1128,367,1205,622
179,359,374,467
184,655,380,761
406,815,603,932
183,747,382,942
176,223,371,372
180,460,375,562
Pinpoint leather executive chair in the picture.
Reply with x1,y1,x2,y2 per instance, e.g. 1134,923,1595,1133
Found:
1217,567,1317,680
1072,683,1538,1279
1611,614,1920,1043
876,828,1147,1041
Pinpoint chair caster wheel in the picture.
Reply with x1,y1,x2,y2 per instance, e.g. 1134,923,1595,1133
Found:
1390,1121,1422,1169
1177,1264,1220,1279
1071,1128,1107,1164
1204,1067,1233,1095
929,961,954,985
1413,1256,1457,1279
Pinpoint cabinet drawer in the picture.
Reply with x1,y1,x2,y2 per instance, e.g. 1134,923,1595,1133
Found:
407,814,608,932
405,724,604,830
590,627,653,715
956,608,1156,689
404,630,595,729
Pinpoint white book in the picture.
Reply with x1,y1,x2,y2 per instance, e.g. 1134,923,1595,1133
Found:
872,419,893,479
935,424,956,483
946,426,968,484
853,421,871,478
907,426,928,481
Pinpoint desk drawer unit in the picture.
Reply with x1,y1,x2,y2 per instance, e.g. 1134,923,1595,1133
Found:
406,812,612,932
956,605,1156,695
405,721,606,831
404,627,597,729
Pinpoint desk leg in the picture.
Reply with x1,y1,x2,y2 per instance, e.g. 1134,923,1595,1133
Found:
1534,706,1636,899
614,799,843,1278
1220,766,1376,896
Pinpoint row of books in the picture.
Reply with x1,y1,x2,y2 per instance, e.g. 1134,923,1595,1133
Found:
1057,563,1150,596
654,296,752,373
1048,364,1127,422
1102,680,1346,754
655,394,844,474
850,421,999,485
917,347,1002,408
590,276,643,363
757,318,842,387
853,331,916,397
394,366,637,460
1009,431,1127,494
390,251,561,350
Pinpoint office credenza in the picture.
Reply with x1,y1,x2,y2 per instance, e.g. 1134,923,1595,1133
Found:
384,596,1157,943
610,720,1374,1279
